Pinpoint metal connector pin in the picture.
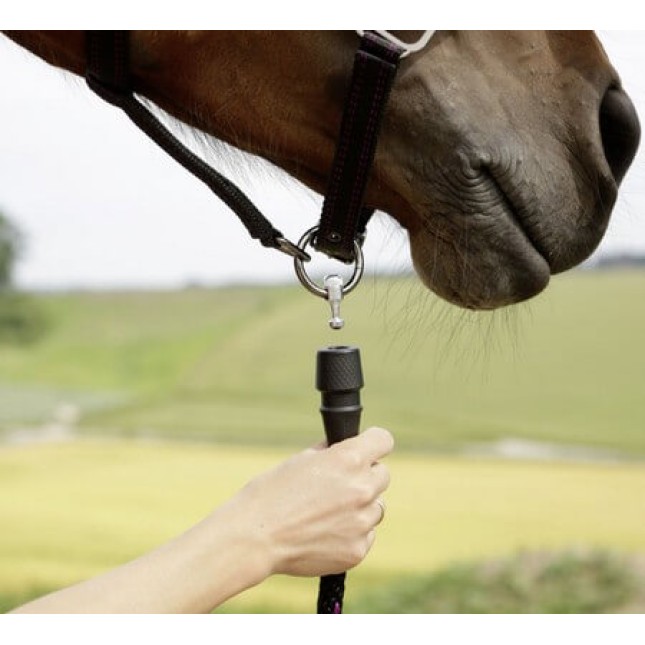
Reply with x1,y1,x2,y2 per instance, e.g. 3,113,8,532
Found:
324,275,344,330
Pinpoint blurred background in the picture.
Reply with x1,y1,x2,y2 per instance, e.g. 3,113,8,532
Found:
0,31,644,613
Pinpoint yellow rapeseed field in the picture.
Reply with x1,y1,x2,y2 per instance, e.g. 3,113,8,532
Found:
1,440,643,612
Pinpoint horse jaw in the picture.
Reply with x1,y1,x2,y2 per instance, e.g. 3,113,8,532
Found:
371,31,638,310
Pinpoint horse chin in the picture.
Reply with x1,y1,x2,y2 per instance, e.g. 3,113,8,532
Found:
397,143,614,310
409,220,551,311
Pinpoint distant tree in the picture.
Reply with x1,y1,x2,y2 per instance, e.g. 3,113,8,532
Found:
0,210,23,289
0,209,48,344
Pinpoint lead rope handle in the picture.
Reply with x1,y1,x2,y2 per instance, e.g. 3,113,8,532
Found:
315,346,364,614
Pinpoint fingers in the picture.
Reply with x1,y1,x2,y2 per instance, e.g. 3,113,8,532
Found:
326,429,392,515
331,426,394,466
359,427,395,463
365,529,377,553
311,426,393,534
370,461,390,496
364,496,385,525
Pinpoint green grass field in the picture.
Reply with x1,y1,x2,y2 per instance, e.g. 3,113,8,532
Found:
0,269,644,612
1,270,644,455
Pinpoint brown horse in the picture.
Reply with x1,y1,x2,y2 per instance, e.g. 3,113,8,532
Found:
2,31,641,310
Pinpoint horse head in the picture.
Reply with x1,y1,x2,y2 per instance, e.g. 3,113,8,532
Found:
4,31,641,310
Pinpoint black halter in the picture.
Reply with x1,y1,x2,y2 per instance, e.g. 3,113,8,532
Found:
84,30,407,615
85,31,404,266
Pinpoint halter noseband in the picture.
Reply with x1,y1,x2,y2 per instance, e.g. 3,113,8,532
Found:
85,31,434,268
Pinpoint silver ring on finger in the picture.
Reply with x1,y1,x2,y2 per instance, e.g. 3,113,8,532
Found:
376,498,386,525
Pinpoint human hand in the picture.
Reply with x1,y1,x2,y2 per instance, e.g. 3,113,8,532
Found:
215,426,394,579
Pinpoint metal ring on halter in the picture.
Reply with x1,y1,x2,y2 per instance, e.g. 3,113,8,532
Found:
294,226,365,298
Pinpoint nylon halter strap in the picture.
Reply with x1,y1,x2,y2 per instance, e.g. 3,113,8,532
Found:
314,32,403,263
84,31,432,265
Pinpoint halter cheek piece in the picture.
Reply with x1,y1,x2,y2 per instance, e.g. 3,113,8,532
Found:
85,30,434,279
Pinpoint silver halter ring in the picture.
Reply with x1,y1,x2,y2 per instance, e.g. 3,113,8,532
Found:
294,226,365,298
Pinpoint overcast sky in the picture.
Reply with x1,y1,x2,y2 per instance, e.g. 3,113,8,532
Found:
0,31,643,290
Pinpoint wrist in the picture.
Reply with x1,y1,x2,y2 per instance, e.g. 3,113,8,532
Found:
198,501,275,605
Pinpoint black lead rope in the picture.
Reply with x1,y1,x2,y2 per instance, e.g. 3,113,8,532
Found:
84,30,404,614
85,31,306,261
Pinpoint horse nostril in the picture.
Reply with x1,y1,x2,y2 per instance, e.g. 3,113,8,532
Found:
599,87,641,184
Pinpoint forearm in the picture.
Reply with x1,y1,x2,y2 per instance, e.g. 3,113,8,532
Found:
11,504,271,614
